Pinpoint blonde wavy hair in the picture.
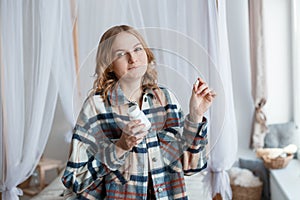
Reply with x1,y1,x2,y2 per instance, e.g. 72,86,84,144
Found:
92,25,158,100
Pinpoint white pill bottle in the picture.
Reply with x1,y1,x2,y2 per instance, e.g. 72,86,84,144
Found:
128,104,151,131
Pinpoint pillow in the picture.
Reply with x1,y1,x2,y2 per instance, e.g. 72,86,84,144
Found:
264,122,298,148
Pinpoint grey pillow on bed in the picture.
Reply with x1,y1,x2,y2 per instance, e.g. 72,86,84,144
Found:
264,122,298,148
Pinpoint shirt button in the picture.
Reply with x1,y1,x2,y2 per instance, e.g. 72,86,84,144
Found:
152,157,157,162
157,187,163,193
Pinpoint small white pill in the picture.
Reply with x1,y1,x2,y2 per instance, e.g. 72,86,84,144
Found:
194,79,200,88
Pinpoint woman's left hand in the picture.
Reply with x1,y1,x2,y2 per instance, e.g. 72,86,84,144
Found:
189,77,216,123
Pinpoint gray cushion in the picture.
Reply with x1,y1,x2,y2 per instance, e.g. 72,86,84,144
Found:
264,122,297,148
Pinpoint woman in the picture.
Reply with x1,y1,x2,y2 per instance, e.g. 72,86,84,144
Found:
62,25,216,200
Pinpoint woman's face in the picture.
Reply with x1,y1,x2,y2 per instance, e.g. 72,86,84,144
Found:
111,32,148,81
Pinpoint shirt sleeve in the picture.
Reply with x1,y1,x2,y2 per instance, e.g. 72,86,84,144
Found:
182,115,208,175
158,88,208,175
61,96,129,193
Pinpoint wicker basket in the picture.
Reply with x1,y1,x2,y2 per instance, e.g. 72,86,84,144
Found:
262,154,293,169
231,184,263,200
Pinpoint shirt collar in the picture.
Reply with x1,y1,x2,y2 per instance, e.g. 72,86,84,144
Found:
107,83,156,106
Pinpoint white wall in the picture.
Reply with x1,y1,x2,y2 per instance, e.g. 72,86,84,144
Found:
44,98,71,162
292,0,300,129
264,0,293,124
226,0,254,154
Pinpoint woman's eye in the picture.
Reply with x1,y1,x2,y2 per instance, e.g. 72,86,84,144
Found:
116,52,126,57
134,47,143,52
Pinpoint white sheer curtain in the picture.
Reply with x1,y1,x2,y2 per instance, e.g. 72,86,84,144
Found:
52,1,80,143
76,0,237,199
0,1,78,199
205,1,238,199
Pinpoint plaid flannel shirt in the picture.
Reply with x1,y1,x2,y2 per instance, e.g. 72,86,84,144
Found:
62,84,208,200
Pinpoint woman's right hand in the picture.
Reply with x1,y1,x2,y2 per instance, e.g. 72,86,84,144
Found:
115,119,148,157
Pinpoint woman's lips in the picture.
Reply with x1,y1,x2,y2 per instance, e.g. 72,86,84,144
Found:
128,66,138,70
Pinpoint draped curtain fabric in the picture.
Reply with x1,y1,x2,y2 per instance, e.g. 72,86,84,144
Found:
205,1,238,199
248,0,268,149
0,1,78,199
209,1,238,199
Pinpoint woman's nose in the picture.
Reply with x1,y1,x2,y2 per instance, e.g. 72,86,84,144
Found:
128,52,137,64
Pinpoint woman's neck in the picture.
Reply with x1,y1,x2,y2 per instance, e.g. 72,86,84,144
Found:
119,79,143,103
